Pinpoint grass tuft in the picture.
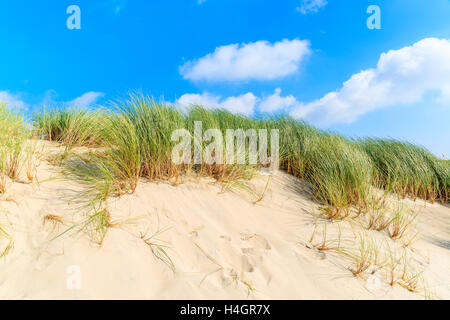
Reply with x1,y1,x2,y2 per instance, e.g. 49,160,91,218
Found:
0,103,30,192
33,107,103,149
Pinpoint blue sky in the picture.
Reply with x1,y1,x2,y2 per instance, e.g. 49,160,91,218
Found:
0,0,449,157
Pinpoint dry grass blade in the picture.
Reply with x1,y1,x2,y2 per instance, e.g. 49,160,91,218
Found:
141,228,176,272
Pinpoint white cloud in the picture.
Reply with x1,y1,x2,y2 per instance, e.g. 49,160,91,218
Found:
0,90,104,113
177,88,301,116
180,39,311,82
40,90,104,109
0,91,28,110
67,92,105,109
221,93,257,116
41,89,59,107
259,88,299,113
176,92,257,116
177,92,221,110
297,0,328,15
291,38,450,125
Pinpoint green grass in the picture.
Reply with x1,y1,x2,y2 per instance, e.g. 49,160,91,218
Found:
187,106,264,182
64,96,263,203
273,119,372,218
306,136,372,218
0,104,30,193
360,138,449,203
64,95,188,202
28,94,449,213
33,107,103,149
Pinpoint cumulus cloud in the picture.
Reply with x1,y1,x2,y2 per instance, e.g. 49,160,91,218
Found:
67,92,105,109
297,0,328,15
176,92,257,116
177,88,300,116
220,93,258,116
180,39,311,82
0,91,28,110
177,92,221,110
291,38,450,125
259,88,299,113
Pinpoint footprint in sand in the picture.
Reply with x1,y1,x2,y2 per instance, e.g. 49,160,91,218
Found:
240,233,272,250
239,234,273,284
214,233,273,288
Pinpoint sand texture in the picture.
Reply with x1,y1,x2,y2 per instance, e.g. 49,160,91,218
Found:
0,142,449,300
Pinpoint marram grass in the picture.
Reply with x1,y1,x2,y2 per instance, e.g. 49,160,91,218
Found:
33,107,103,149
0,104,30,192
27,94,449,214
64,96,264,202
360,138,449,203
270,117,372,217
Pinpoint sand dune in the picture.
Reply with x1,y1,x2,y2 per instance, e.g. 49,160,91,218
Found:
0,142,449,300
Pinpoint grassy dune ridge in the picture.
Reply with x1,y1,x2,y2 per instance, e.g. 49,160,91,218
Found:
4,94,450,214
1,96,449,298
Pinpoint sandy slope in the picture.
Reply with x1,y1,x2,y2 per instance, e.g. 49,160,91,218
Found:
0,143,449,300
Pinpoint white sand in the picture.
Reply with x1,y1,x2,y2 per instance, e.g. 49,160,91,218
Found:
0,142,449,300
